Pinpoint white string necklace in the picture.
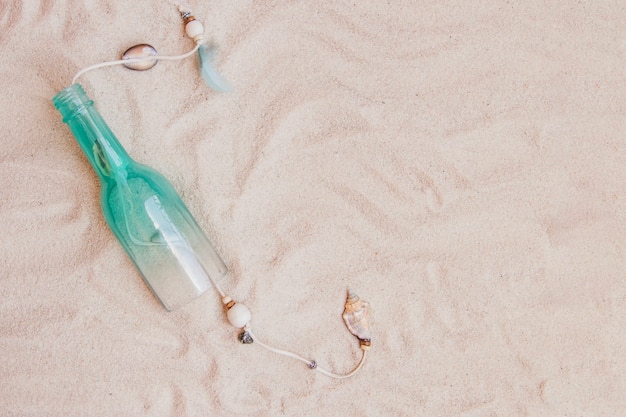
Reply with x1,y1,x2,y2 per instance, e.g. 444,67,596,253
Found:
73,1,230,91
70,2,371,380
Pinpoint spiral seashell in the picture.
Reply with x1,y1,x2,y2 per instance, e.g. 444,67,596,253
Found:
342,290,371,342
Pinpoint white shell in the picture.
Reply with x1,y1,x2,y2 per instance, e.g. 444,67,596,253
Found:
342,290,371,342
121,44,158,71
227,303,251,328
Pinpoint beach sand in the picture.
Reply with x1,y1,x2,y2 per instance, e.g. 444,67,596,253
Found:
1,1,625,415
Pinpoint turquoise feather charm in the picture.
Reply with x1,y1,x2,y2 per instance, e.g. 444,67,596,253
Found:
179,9,231,92
197,43,232,92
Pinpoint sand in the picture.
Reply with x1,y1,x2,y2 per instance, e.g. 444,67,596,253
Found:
1,1,625,416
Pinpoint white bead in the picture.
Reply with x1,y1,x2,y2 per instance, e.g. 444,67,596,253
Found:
227,303,251,328
185,20,204,41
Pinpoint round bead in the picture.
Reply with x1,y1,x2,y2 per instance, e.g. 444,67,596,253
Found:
227,303,251,328
185,20,204,41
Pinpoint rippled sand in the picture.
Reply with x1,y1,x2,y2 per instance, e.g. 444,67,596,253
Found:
1,1,625,415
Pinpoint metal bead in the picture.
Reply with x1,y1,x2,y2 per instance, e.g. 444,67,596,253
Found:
121,44,158,71
238,331,254,344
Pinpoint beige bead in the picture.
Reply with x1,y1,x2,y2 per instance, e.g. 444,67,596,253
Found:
227,303,251,328
185,20,204,41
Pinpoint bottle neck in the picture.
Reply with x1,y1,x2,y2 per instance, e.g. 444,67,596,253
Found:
53,84,131,179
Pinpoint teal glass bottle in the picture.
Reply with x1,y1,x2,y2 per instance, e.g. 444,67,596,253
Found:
53,84,227,311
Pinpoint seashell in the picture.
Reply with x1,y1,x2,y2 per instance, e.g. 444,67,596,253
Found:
121,44,158,71
342,290,371,342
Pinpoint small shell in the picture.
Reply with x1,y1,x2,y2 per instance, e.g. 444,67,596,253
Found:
121,44,158,71
342,290,371,342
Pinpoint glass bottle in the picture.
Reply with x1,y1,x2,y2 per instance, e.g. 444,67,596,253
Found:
53,83,227,311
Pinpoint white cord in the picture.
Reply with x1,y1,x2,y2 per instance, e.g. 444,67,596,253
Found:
71,43,200,85
248,330,312,365
316,349,367,379
247,329,368,379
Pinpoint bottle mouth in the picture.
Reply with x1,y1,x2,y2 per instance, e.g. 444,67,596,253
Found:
52,84,93,122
